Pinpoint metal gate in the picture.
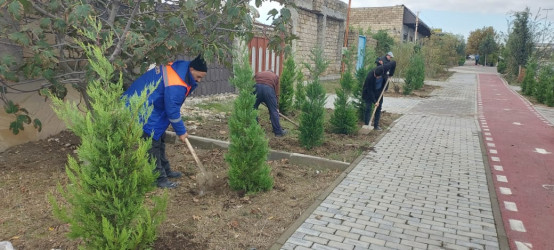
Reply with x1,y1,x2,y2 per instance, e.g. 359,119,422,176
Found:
176,55,234,97
248,37,284,76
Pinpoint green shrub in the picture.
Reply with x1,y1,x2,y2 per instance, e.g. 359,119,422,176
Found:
372,30,395,56
404,52,425,94
537,65,554,105
458,56,466,66
294,69,306,110
226,41,273,193
330,88,358,134
521,60,537,96
299,47,328,149
354,66,369,121
299,81,326,149
390,43,415,78
497,59,507,74
49,26,167,249
353,47,376,121
279,53,297,115
330,48,358,135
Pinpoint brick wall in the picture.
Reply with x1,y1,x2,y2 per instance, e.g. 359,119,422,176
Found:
324,18,342,75
349,5,405,41
290,0,347,79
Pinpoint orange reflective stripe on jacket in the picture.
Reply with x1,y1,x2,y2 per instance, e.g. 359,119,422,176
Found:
163,63,192,96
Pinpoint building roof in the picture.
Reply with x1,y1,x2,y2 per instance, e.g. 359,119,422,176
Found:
401,5,431,37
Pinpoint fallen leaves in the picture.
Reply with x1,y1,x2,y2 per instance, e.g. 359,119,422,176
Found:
228,220,239,229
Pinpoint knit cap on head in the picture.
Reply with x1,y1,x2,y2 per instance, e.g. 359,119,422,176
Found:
190,54,208,72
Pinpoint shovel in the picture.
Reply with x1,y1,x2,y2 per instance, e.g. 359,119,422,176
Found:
360,78,391,135
278,112,299,127
261,103,300,127
184,137,213,196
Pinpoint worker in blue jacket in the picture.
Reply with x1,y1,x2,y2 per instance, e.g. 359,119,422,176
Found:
124,55,208,188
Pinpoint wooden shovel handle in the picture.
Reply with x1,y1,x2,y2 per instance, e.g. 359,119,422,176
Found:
368,78,391,126
279,112,299,127
184,138,206,173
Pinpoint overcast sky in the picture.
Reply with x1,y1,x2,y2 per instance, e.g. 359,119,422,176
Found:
251,0,554,40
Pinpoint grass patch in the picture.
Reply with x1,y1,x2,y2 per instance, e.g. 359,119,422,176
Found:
196,99,235,114
182,115,204,122
321,79,341,94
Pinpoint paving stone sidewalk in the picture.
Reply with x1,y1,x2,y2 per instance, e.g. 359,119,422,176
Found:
276,71,501,250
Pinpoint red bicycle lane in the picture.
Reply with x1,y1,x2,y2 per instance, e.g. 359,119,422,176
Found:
478,73,554,250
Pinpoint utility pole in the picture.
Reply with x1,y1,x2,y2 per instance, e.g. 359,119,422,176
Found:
341,0,352,74
414,11,419,43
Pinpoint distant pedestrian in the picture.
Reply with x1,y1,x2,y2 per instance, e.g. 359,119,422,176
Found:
362,61,397,130
253,70,287,137
475,54,480,65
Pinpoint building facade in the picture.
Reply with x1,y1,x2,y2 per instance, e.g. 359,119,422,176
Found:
350,5,431,43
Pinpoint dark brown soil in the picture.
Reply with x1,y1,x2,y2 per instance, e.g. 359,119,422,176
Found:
191,108,400,163
0,105,400,249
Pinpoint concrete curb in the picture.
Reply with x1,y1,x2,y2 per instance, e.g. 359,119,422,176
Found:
164,131,350,171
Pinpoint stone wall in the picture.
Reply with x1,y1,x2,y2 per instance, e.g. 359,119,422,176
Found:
290,0,347,79
350,5,405,41
323,18,342,74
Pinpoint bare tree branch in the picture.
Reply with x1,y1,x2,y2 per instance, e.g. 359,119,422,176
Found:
108,0,121,25
109,0,141,62
30,0,60,20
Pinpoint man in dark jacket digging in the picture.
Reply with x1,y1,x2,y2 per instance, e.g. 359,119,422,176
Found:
253,70,287,137
123,55,208,188
362,61,397,130
375,51,394,90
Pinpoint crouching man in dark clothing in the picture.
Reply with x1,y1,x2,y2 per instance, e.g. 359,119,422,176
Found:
253,70,287,137
362,61,397,130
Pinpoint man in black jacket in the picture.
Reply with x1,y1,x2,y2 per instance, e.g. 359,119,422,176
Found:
375,51,394,90
375,51,394,66
362,61,396,130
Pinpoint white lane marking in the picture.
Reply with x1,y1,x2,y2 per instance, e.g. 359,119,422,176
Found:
497,175,508,182
486,137,493,141
490,149,498,154
509,219,526,232
515,241,533,250
513,122,522,125
484,128,490,131
504,201,518,212
491,157,500,162
504,109,511,111
500,187,512,195
494,165,504,171
534,148,552,154
543,185,554,192
488,143,496,147
485,132,492,136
